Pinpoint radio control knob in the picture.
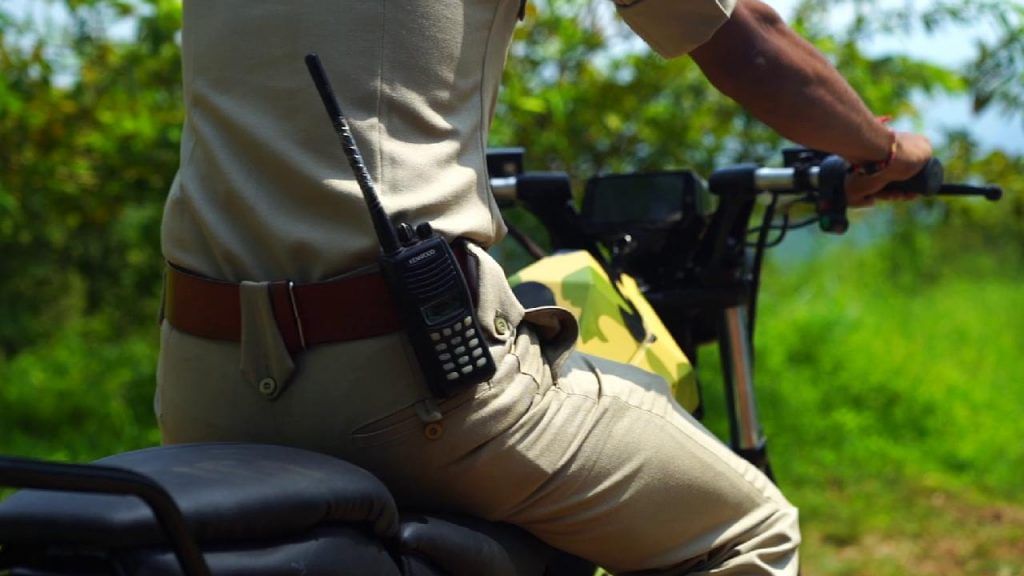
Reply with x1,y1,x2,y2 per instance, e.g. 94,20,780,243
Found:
415,222,434,239
397,223,416,245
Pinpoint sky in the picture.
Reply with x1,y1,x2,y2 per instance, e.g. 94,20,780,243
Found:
4,0,1022,153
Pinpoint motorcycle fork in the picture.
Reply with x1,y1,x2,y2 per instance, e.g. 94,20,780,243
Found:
718,304,774,480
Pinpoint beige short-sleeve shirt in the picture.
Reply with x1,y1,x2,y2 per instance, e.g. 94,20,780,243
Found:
161,0,734,282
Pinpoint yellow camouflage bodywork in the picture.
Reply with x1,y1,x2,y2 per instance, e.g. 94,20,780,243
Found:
509,250,700,414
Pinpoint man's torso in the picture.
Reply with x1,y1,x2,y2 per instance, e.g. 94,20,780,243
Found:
163,0,521,281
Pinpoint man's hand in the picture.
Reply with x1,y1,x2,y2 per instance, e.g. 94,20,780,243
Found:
845,132,934,207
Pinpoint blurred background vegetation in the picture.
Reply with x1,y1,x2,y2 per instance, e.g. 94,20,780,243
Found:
1,0,1021,573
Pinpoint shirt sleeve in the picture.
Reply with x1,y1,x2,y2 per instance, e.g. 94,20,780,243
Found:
613,0,737,58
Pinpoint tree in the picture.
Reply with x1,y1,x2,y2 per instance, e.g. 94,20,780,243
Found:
0,0,183,353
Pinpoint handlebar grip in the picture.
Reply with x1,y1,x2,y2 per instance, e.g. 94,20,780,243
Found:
882,158,944,196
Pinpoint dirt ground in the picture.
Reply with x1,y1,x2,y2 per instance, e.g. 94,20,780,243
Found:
804,491,1024,576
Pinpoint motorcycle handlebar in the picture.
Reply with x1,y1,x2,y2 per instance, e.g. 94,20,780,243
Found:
709,156,1003,201
489,176,518,204
489,156,1002,238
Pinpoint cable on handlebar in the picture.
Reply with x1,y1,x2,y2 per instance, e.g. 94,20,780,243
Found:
746,193,780,343
761,214,790,249
775,216,820,235
746,194,816,246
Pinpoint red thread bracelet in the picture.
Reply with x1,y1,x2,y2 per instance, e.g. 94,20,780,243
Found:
849,117,897,175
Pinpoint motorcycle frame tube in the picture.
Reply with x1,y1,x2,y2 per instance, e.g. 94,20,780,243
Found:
718,305,767,456
0,456,212,576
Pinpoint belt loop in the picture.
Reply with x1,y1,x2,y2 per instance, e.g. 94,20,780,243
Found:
287,281,308,350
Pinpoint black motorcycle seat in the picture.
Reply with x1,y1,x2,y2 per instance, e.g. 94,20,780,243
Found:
0,443,398,548
0,443,558,575
118,514,549,576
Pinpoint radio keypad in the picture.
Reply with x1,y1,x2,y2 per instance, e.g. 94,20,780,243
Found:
437,315,489,384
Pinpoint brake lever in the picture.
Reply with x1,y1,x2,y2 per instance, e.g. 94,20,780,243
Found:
935,183,1003,201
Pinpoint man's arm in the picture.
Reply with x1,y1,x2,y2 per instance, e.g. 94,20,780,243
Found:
689,0,932,203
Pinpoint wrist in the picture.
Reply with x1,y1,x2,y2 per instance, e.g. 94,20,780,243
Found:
848,118,897,175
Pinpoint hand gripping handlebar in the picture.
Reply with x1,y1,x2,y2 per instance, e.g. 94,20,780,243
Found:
707,155,1003,234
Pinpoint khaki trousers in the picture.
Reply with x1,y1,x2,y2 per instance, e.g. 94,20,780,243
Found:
156,244,799,574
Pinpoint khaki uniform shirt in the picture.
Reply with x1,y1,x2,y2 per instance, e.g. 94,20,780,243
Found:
162,0,735,282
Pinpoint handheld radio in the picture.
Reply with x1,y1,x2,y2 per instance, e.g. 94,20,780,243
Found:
304,53,496,397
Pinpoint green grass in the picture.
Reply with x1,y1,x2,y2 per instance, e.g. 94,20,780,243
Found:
761,259,1024,501
696,243,1024,575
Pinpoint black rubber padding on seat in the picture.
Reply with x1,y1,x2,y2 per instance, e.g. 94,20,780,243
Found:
10,526,402,576
120,525,402,576
0,443,398,549
399,554,445,576
399,514,552,576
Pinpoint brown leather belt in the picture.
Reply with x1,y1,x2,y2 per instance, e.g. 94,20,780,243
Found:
163,244,471,353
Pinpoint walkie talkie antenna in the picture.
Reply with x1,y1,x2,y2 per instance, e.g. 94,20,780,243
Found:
305,52,401,255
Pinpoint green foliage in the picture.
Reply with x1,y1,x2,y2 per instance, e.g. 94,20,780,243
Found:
791,0,1024,125
0,0,182,354
492,0,783,181
0,317,160,460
